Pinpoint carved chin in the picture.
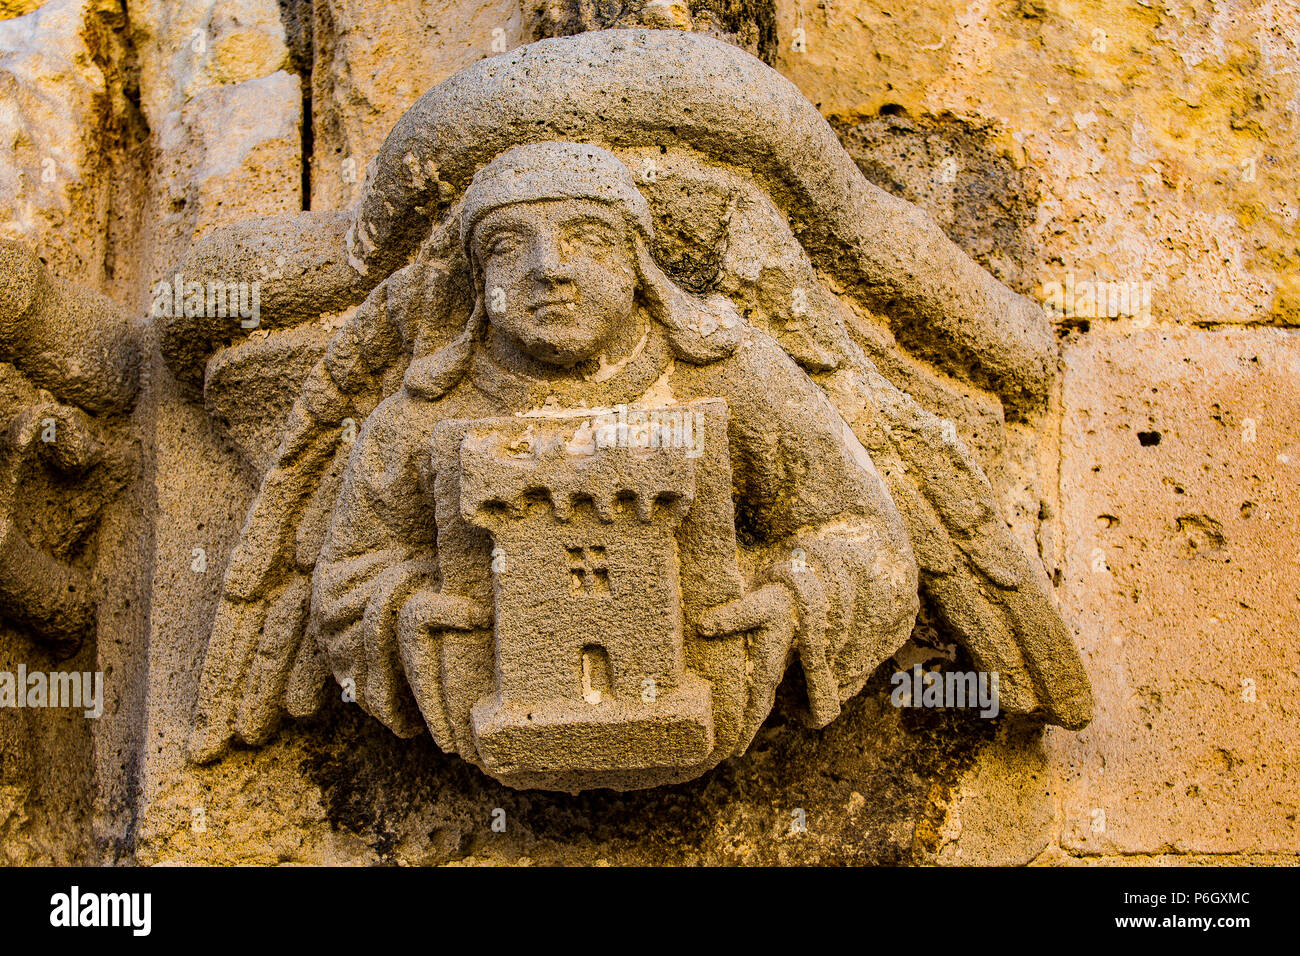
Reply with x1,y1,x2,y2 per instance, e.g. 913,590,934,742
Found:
514,322,610,365
519,336,599,366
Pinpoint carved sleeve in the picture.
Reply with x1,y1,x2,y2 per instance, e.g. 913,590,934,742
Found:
723,337,921,721
311,396,436,735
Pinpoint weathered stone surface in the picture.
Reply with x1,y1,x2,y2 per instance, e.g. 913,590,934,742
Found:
0,633,97,865
0,3,47,19
349,30,1057,417
523,0,778,61
153,69,301,256
310,0,524,211
0,0,119,280
0,240,138,650
1053,324,1300,855
775,0,1300,328
0,240,142,865
832,110,1042,296
1,0,1294,868
929,720,1055,866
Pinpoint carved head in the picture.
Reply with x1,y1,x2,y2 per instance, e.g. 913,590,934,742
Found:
460,143,652,367
402,142,739,398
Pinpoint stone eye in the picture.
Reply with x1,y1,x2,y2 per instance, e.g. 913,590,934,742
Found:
485,232,520,256
569,223,614,247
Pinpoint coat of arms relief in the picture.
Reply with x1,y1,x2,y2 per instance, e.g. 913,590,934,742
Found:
136,29,1093,792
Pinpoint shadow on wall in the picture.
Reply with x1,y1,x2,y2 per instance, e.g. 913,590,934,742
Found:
298,654,1006,866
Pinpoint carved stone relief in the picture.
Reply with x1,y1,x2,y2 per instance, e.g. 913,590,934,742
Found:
0,239,139,655
148,30,1092,792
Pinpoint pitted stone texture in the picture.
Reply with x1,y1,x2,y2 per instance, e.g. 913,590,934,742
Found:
776,0,1300,328
1053,325,1300,855
0,636,96,865
137,674,1005,865
310,0,524,211
0,2,47,19
0,0,115,278
0,242,139,650
832,110,1041,297
523,1,777,62
0,239,139,416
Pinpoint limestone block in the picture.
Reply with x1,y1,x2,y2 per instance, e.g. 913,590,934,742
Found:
153,69,301,256
1054,324,1300,855
931,722,1055,867
774,0,1300,328
127,0,290,122
0,0,113,278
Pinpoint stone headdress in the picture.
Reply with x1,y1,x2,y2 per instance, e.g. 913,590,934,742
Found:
458,141,656,246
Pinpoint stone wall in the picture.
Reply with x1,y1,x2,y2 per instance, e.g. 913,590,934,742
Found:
0,0,1295,864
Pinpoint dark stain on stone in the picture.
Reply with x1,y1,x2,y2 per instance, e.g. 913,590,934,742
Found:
525,1,779,65
832,109,1041,296
300,649,997,865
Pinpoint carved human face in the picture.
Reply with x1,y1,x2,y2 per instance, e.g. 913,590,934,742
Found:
472,198,638,367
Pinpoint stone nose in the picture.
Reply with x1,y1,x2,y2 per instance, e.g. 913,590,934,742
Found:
527,230,575,284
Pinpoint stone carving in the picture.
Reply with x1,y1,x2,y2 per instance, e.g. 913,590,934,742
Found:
0,240,139,652
169,29,1091,791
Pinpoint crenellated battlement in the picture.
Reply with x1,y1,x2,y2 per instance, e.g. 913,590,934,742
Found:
459,419,697,527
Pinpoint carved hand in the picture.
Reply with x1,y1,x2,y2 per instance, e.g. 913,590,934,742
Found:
697,583,794,639
398,589,492,637
699,568,842,730
392,588,493,748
